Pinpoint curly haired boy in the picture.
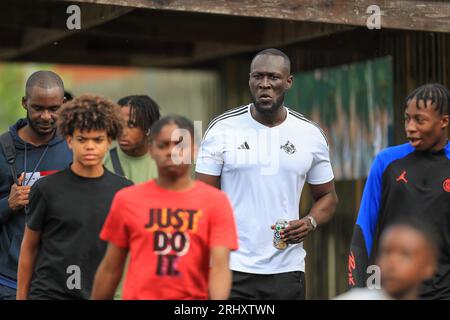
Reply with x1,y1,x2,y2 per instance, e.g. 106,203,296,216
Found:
17,94,133,300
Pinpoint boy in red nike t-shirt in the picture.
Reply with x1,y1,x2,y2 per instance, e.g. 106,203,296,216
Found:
92,115,238,300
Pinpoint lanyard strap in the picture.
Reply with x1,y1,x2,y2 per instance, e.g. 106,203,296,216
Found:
22,144,50,186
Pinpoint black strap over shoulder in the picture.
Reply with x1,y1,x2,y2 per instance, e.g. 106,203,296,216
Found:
0,131,19,185
109,147,125,177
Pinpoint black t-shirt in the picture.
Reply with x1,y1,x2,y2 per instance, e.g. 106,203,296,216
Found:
26,167,133,300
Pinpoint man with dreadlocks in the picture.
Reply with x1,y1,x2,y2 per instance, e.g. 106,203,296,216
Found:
104,95,161,183
348,83,450,299
16,94,133,300
103,95,161,300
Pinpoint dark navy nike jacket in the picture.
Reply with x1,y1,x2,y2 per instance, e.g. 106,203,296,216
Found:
0,119,72,289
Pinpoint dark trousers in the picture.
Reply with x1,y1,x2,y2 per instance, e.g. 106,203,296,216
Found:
0,284,16,300
230,270,305,300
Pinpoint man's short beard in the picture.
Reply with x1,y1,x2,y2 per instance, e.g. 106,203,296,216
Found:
252,94,285,115
27,112,56,136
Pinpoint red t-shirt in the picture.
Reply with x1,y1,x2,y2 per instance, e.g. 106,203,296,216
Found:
100,180,238,300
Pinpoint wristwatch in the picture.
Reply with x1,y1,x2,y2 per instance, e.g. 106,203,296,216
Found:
307,216,317,230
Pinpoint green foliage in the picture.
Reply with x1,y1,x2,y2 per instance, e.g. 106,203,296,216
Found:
0,64,26,132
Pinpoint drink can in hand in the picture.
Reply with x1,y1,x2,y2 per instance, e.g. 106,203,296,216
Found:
273,219,289,250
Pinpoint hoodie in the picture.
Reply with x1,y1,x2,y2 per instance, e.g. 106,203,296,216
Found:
0,119,72,287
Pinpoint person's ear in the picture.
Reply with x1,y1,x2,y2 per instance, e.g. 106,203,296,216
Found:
286,75,293,90
66,135,73,150
421,249,437,281
422,261,436,281
22,97,27,110
440,114,449,129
